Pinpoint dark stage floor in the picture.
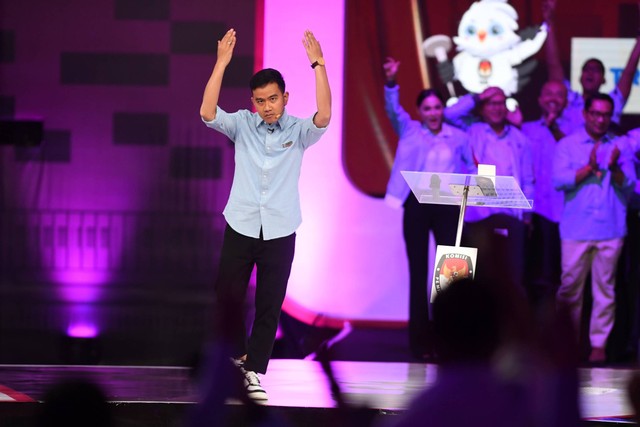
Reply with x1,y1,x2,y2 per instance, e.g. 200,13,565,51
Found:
1,360,639,425
1,327,639,426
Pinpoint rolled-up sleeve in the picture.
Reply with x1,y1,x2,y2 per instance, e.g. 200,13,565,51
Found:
202,106,238,140
299,116,328,149
384,85,410,136
444,94,476,130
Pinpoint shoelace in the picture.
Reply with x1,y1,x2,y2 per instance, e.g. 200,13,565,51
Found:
244,370,261,385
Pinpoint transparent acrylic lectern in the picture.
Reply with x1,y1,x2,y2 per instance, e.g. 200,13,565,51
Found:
401,170,533,246
401,169,533,301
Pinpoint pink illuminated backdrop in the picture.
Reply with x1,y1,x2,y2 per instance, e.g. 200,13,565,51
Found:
264,0,414,325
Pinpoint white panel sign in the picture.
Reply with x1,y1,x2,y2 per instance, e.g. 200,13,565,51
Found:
430,245,478,303
571,38,640,114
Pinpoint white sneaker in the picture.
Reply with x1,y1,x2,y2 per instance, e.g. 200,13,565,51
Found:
243,369,268,403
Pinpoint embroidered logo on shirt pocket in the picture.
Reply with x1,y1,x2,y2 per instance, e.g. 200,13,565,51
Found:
282,141,293,148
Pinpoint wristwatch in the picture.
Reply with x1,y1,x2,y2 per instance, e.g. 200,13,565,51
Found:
311,57,325,69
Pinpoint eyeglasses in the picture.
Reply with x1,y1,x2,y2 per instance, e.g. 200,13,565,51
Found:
586,110,612,120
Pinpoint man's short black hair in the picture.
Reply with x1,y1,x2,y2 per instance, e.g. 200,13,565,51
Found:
250,68,286,94
416,88,445,108
584,92,614,112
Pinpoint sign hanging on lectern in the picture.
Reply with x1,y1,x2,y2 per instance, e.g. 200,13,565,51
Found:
430,245,478,302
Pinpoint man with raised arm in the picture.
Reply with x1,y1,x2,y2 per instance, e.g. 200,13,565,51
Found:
521,80,571,306
543,0,640,130
200,28,331,402
382,57,475,361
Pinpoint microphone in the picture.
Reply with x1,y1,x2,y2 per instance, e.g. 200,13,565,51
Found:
267,113,280,134
430,174,441,201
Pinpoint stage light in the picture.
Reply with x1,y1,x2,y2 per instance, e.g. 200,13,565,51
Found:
61,306,101,365
61,334,101,365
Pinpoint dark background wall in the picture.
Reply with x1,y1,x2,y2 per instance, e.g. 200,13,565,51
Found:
2,0,640,366
0,0,257,365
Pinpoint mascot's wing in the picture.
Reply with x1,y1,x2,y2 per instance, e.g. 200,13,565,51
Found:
515,58,538,92
518,25,540,41
509,23,548,65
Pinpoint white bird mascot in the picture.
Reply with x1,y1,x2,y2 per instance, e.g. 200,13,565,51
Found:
449,0,547,96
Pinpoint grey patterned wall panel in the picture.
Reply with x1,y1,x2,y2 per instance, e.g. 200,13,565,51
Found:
14,130,71,163
0,30,15,63
0,96,14,117
60,53,170,86
115,0,170,21
170,146,222,179
113,112,169,146
171,21,225,54
221,55,255,88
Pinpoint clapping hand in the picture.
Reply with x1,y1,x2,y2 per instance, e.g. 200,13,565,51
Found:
608,146,621,171
589,142,602,179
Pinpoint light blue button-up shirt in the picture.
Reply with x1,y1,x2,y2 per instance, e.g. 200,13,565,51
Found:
384,85,475,208
204,107,327,240
443,93,480,131
623,128,640,209
464,123,534,222
522,117,576,223
553,129,635,241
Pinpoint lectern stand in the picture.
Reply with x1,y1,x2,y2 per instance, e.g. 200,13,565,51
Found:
401,168,533,301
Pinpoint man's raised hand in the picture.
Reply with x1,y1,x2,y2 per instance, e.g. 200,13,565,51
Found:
216,28,236,67
302,30,324,65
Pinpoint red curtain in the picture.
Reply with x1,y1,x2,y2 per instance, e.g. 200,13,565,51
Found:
342,0,635,197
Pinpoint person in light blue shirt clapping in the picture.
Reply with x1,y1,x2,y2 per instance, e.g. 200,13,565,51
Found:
553,93,636,365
